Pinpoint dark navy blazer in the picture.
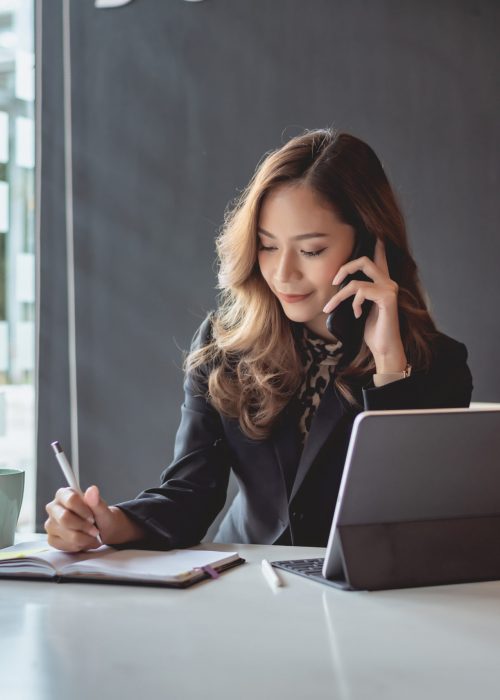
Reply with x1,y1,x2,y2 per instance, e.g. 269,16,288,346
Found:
117,313,473,549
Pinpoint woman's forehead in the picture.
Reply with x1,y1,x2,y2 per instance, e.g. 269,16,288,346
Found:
258,183,345,234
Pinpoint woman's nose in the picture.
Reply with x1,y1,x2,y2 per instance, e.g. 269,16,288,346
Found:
274,252,302,283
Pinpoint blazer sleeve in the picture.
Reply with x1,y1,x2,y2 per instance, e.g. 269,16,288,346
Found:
362,333,473,410
114,312,232,550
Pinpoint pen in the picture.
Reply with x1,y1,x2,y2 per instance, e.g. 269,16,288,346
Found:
50,441,102,543
50,441,83,495
261,558,283,590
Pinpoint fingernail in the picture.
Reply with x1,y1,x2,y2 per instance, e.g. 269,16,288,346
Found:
332,274,340,285
323,304,331,313
86,516,95,524
89,526,99,537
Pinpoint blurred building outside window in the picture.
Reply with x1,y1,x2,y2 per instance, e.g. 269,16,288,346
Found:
0,0,35,532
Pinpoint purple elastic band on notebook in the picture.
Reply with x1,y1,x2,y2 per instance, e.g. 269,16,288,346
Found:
200,565,219,579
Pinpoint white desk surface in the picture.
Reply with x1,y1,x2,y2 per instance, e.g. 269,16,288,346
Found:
2,536,500,700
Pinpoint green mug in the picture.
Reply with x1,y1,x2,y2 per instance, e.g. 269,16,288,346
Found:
0,468,25,549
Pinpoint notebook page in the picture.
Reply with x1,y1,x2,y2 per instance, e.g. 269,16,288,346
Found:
60,548,239,582
0,541,112,576
40,544,113,573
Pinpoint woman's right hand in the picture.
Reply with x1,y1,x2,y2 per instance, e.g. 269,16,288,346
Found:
44,485,133,552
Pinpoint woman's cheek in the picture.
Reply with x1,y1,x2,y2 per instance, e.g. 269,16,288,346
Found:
317,260,340,286
257,258,273,288
325,251,350,282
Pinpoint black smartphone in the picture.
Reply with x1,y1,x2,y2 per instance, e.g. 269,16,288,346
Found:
325,228,376,346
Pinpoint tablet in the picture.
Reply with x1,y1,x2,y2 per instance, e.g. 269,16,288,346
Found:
273,408,500,590
323,408,500,589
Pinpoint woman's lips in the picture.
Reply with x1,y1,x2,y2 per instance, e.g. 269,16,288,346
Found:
277,291,312,303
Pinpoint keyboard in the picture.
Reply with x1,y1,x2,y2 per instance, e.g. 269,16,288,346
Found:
271,557,350,589
271,557,332,586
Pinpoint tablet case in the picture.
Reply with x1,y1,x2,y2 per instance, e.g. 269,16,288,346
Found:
336,515,500,590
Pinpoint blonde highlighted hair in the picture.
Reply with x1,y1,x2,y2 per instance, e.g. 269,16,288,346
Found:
184,128,438,440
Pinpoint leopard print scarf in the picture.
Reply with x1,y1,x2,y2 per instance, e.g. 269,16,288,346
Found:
295,325,343,448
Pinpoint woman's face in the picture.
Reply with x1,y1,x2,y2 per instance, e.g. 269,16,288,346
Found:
257,183,355,340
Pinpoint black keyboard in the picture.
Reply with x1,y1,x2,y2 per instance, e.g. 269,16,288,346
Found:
271,557,349,589
272,557,328,585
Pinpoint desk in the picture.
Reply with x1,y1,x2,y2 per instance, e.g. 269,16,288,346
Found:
2,538,500,700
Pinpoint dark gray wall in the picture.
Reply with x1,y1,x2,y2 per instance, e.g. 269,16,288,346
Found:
37,2,71,526
37,0,500,530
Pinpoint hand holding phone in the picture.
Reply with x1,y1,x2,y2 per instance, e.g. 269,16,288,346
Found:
324,228,407,376
325,229,376,346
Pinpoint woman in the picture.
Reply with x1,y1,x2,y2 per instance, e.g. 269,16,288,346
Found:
45,128,473,552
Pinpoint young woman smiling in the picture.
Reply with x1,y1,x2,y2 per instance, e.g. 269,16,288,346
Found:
45,129,473,552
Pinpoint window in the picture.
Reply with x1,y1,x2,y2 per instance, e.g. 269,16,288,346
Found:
0,0,35,531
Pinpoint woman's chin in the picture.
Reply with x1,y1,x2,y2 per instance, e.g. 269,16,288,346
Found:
280,305,323,324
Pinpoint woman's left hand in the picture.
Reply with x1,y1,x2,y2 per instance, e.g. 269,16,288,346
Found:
322,238,407,373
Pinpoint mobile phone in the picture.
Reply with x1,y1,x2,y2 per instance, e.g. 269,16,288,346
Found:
325,228,376,346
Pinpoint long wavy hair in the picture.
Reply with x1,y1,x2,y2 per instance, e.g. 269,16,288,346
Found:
184,128,439,440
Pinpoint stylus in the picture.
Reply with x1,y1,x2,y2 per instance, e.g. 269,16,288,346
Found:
261,558,284,590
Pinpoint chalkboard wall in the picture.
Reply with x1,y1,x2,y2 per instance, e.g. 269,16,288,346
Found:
37,0,500,532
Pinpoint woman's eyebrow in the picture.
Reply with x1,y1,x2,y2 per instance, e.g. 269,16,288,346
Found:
257,228,329,241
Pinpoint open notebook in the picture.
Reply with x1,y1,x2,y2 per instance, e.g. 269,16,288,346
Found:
0,540,245,588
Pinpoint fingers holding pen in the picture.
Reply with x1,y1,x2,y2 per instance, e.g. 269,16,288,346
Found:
47,501,99,536
45,532,83,553
55,486,95,523
47,443,106,551
44,508,101,552
45,527,101,552
44,487,101,551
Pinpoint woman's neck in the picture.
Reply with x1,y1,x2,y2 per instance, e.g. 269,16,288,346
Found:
303,318,339,343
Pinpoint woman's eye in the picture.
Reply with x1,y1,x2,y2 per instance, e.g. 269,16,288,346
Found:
302,249,326,257
258,244,326,257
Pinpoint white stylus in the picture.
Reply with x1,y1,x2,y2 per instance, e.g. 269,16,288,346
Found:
50,441,102,543
261,558,284,590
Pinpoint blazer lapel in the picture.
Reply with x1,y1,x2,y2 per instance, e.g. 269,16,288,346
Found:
289,379,347,503
271,394,303,501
